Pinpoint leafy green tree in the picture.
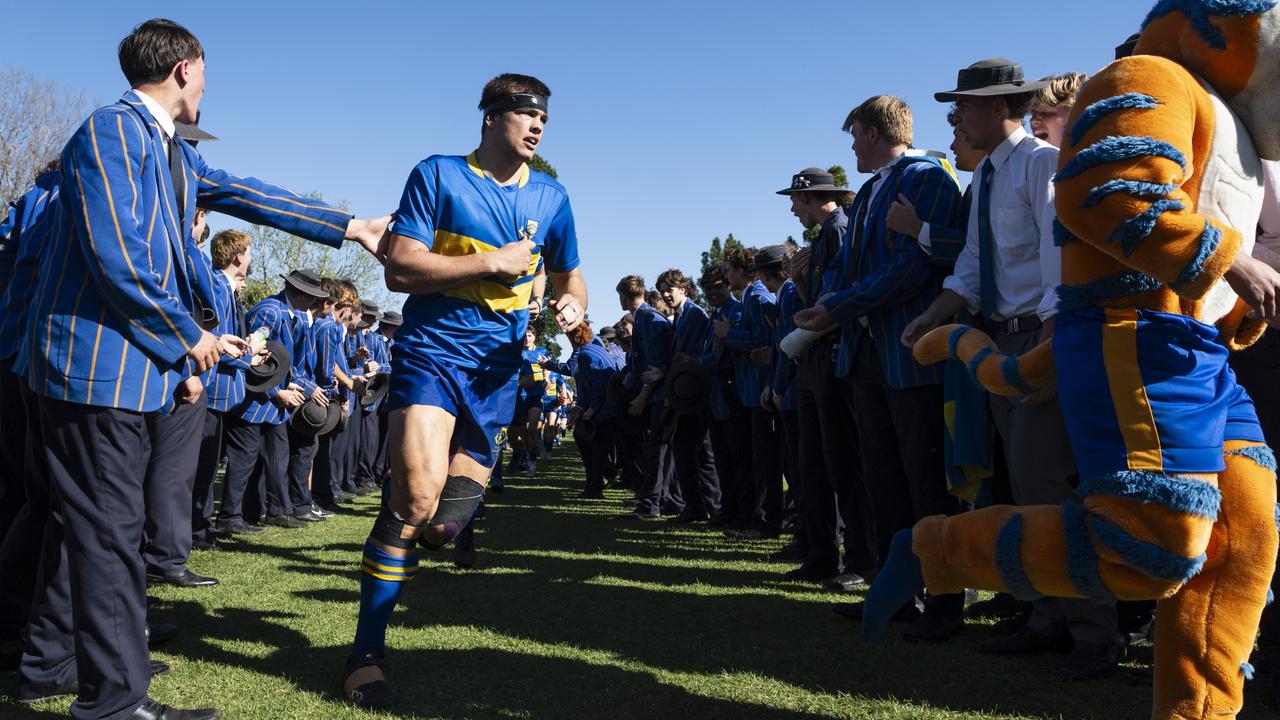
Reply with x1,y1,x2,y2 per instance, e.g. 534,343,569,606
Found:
700,233,744,277
528,154,557,180
237,194,389,309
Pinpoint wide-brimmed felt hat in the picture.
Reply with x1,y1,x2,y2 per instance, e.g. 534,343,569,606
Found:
576,414,598,441
1115,33,1140,60
748,245,789,272
664,362,711,415
280,269,328,299
174,121,218,143
607,372,630,407
360,371,390,407
380,310,403,327
934,58,1049,102
777,167,843,196
290,398,341,436
244,340,292,394
598,325,617,339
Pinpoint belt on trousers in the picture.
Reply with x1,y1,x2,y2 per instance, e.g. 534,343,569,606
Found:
983,314,1042,336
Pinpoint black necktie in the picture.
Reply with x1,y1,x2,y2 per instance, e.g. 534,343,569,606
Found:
168,136,187,230
234,290,248,338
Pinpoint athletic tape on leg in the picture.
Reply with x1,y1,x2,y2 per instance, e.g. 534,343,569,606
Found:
371,502,422,550
418,475,485,551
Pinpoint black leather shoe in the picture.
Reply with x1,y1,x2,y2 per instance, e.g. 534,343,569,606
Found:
146,622,180,645
343,649,396,709
453,527,476,569
292,511,324,523
148,569,219,588
128,697,222,719
979,626,1072,656
902,612,964,643
19,662,171,705
16,677,78,705
769,542,808,562
825,573,868,593
724,527,781,540
615,511,660,521
670,511,708,523
832,601,921,624
217,522,264,535
1061,634,1128,680
782,565,839,583
966,592,1029,620
262,515,305,529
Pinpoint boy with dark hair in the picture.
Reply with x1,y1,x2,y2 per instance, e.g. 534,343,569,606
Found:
774,167,868,584
656,268,721,522
21,16,387,719
343,72,586,708
312,277,358,512
698,266,750,529
617,274,676,519
715,247,782,539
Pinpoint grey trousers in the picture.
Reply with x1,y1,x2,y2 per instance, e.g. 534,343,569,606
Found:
989,326,1117,645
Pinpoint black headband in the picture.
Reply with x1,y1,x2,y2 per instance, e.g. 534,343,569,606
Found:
483,93,548,117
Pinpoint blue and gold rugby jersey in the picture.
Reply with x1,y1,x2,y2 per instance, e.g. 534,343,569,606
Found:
392,154,579,375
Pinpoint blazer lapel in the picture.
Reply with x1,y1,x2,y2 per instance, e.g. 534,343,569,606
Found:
122,92,190,287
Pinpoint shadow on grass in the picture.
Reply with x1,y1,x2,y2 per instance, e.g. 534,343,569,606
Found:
131,458,1280,720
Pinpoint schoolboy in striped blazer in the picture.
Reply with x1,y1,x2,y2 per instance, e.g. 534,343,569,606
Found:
20,19,388,719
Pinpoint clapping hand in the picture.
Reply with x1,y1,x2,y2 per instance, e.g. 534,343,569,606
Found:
219,334,251,359
794,305,835,332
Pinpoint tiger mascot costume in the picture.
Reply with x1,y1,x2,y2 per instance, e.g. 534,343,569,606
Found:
863,2,1280,718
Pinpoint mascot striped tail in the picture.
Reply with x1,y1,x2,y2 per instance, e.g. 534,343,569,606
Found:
912,324,1054,397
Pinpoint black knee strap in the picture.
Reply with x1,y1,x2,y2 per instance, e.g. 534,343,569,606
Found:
371,503,421,550
431,475,485,527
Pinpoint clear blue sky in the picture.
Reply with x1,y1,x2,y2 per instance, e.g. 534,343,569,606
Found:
3,0,1139,335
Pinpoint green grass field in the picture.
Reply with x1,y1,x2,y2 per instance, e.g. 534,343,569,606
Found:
2,448,1275,719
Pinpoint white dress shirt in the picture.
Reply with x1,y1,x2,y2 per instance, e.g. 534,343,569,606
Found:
942,126,1061,320
1255,160,1280,268
133,89,176,152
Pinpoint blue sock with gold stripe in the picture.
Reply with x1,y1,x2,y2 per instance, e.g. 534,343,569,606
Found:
353,541,419,654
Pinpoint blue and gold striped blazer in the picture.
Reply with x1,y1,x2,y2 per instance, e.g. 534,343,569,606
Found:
204,270,251,413
236,293,305,425
24,91,353,413
0,169,60,374
824,156,962,388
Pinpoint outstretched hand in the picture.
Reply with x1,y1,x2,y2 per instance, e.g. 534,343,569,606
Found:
346,215,393,261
